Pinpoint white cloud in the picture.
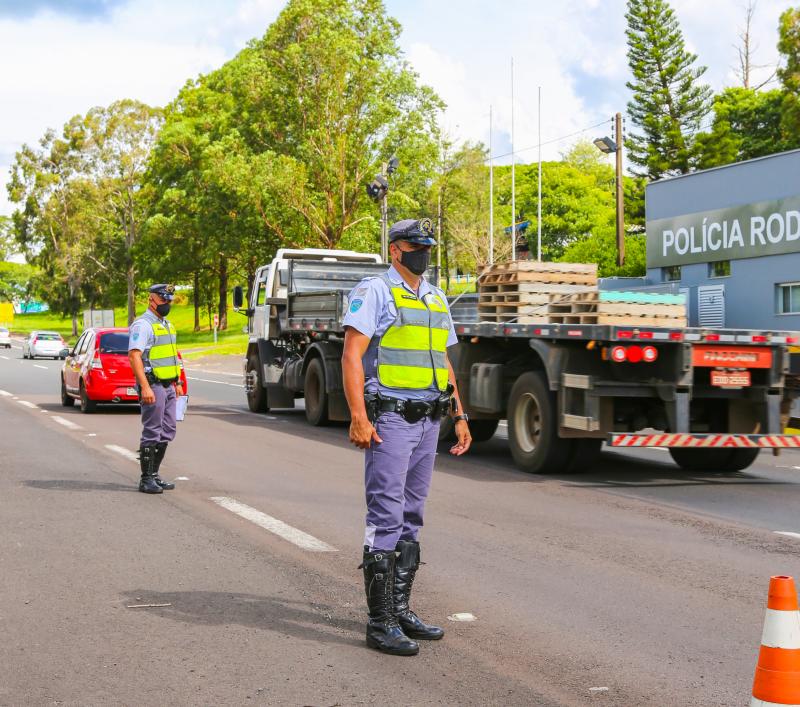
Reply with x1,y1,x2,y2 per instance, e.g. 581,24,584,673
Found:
0,0,792,217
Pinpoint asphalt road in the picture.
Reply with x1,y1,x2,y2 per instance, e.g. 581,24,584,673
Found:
2,340,800,706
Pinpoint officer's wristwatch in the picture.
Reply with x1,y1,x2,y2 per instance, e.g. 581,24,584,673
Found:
453,413,469,423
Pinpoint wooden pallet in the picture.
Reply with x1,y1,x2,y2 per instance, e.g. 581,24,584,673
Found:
478,261,598,287
546,290,687,327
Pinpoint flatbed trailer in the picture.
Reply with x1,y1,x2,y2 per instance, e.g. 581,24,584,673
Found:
238,252,800,474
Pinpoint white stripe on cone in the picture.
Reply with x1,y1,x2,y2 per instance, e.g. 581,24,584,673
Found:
751,699,800,706
761,608,800,649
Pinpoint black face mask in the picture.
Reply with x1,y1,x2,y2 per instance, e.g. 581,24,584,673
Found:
155,302,171,317
399,248,430,276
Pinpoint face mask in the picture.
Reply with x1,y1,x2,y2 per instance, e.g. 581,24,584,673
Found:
399,248,430,276
155,302,171,317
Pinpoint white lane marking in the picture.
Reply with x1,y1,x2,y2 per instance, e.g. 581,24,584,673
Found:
191,369,242,378
85,433,97,437
447,612,477,622
589,687,609,693
210,497,336,552
51,416,82,430
775,531,800,540
0,355,9,360
175,476,190,481
17,400,38,409
187,376,243,388
104,444,139,463
0,389,11,396
33,364,48,370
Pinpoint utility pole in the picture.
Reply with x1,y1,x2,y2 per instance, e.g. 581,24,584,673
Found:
489,105,494,265
380,161,388,263
614,112,625,267
437,189,442,272
537,86,542,263
510,57,516,261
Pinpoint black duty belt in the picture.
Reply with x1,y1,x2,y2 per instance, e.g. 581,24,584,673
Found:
365,391,452,424
145,373,178,387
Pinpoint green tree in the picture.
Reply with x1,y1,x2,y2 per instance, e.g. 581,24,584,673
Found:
624,0,713,178
779,7,800,144
559,228,647,278
0,216,17,260
0,261,36,303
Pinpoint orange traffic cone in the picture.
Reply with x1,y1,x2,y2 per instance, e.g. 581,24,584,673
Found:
751,575,800,706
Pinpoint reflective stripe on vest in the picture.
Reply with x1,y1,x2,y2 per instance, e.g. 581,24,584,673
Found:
147,320,180,381
377,273,450,391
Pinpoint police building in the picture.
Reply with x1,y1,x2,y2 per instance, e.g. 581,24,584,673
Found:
645,148,800,331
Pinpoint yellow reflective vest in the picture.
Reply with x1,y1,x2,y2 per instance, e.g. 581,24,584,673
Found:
147,319,180,381
377,273,450,391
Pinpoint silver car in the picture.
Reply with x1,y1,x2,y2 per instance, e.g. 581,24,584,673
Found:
0,327,10,349
23,330,67,360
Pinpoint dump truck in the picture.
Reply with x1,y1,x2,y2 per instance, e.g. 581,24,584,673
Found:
235,248,800,474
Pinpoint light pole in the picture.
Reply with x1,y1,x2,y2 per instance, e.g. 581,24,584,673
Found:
593,112,625,267
366,157,398,262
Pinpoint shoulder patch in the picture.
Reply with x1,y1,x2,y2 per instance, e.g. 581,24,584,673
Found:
350,299,364,313
131,329,140,341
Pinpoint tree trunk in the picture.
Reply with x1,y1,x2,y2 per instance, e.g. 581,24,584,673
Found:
218,256,228,331
126,264,136,325
193,271,200,332
245,256,257,308
72,314,79,338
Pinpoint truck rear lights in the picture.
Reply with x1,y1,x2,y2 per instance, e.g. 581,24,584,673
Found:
637,331,654,339
611,346,628,363
751,335,768,343
669,332,684,341
610,345,657,363
705,334,720,342
642,346,658,362
626,345,644,363
617,331,634,339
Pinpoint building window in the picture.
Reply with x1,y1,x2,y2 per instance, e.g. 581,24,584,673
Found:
709,260,731,278
777,283,800,314
663,265,682,282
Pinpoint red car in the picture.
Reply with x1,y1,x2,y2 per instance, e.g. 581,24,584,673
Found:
60,327,188,413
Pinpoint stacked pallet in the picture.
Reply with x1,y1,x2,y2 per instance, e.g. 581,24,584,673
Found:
478,262,597,324
547,290,687,327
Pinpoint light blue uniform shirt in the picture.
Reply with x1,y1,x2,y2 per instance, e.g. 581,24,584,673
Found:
343,265,458,401
128,309,166,373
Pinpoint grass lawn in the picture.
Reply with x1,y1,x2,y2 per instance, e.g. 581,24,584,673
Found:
10,298,249,357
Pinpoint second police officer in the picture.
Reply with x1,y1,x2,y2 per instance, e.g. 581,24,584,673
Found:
342,218,472,656
128,284,183,495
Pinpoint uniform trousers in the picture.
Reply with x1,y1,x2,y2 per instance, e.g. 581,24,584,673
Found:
364,411,440,551
138,382,177,447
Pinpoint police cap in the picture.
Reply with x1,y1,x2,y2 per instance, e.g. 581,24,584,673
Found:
148,283,175,301
388,218,437,246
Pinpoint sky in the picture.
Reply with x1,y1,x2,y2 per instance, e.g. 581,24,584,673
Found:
0,0,790,218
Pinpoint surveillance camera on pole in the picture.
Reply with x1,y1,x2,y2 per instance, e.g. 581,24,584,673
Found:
366,158,398,263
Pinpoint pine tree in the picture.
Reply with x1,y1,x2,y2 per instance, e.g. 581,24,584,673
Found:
624,0,713,179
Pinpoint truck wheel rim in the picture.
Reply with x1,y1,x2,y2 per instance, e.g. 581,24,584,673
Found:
515,392,541,453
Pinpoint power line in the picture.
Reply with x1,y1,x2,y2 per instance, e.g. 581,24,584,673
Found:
486,118,611,162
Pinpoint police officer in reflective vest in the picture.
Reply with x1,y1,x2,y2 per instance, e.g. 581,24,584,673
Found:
128,284,183,494
342,218,472,656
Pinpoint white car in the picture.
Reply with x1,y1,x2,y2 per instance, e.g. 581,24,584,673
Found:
23,331,67,360
0,327,10,349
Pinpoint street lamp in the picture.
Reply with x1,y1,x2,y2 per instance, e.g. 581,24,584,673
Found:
594,112,625,267
366,157,398,262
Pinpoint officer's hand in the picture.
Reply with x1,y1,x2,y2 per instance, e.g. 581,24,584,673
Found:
140,385,156,405
175,383,184,396
450,419,472,456
350,413,382,449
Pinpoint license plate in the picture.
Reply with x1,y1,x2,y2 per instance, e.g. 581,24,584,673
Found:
711,370,751,387
126,387,137,396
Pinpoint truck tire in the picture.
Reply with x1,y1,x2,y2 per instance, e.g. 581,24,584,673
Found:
439,417,499,444
304,357,329,426
669,447,760,472
507,371,571,473
246,353,268,413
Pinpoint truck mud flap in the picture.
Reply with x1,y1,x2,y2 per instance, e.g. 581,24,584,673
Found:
609,433,800,449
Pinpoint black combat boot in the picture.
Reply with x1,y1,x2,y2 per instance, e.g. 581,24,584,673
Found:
361,549,419,656
152,442,175,490
138,445,163,494
393,540,444,640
